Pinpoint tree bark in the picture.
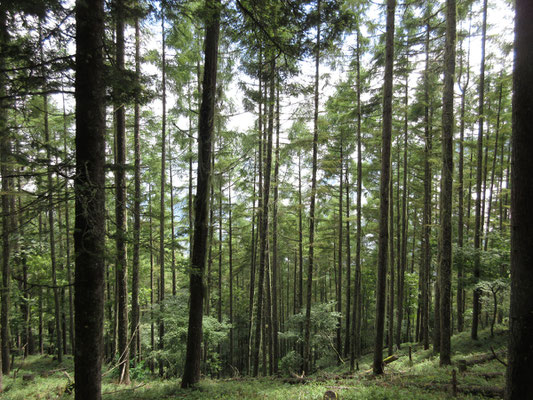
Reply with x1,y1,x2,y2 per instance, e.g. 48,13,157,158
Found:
439,0,456,366
303,0,321,375
131,11,141,368
472,0,488,341
74,0,106,396
505,1,533,397
253,59,274,377
114,0,129,383
159,12,167,376
181,0,220,387
373,0,395,375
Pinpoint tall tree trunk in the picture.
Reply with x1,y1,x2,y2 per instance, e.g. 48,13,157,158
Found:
114,0,129,383
0,7,9,379
169,135,176,296
344,163,351,359
373,0,395,375
472,0,488,341
351,29,363,371
74,0,106,396
181,0,220,387
396,61,408,349
228,174,234,369
159,12,167,375
337,142,343,360
439,0,456,366
421,19,432,351
456,17,470,333
149,187,155,373
271,84,280,374
39,22,63,364
388,158,395,357
484,80,503,251
253,59,274,377
131,12,141,367
303,0,321,375
505,2,533,397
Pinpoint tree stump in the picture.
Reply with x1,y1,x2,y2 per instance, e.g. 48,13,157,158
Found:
324,390,338,399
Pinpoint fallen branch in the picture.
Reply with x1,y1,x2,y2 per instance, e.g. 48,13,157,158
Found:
102,383,147,396
490,346,508,367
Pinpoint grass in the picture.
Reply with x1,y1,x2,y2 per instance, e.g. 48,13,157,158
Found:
0,327,508,399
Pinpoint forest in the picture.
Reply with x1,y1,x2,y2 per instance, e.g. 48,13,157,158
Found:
0,0,532,399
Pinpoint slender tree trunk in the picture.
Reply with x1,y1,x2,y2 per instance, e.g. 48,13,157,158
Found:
505,2,533,396
228,174,234,369
421,19,432,351
344,164,351,359
169,136,176,296
337,142,343,361
351,29,363,371
74,0,106,395
472,0,488,341
271,84,280,374
39,22,63,364
373,0,395,375
253,59,274,377
159,12,167,375
303,0,321,375
181,0,220,387
247,148,257,373
439,0,456,366
0,9,10,380
396,63,408,349
456,18,470,333
131,12,141,367
484,80,503,251
388,159,395,357
114,0,129,383
149,187,155,373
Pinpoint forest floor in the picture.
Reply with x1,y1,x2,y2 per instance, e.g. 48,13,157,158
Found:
1,327,508,399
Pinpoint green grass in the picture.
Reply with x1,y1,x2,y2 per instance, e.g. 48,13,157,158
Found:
0,327,508,399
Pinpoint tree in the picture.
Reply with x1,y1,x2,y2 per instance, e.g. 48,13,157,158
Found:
74,0,106,397
181,0,221,387
0,4,8,383
113,0,129,383
303,0,321,375
439,0,456,367
472,0,488,341
505,1,533,397
373,0,395,376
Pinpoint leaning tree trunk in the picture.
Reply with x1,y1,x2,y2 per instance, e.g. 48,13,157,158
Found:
373,0,395,376
505,1,533,398
74,0,106,397
181,0,220,387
